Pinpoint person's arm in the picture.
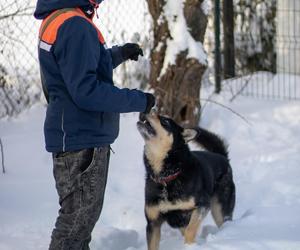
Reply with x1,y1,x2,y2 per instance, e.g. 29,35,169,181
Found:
54,17,147,113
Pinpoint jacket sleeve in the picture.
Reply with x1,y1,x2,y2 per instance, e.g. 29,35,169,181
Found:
53,17,147,113
108,46,124,69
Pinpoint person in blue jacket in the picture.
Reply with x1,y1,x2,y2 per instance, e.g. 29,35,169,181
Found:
34,0,155,249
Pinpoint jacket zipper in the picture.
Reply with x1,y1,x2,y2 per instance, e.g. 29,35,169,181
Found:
61,109,66,152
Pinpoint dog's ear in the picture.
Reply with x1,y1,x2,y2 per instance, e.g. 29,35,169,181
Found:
182,128,197,143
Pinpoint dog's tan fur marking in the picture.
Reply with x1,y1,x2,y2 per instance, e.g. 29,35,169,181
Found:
159,197,196,213
183,208,208,244
145,197,196,221
183,209,201,244
144,114,173,175
211,196,224,227
145,205,160,221
182,128,198,143
148,224,161,250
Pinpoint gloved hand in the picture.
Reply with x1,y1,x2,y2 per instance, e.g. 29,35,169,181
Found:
121,43,143,61
144,93,156,114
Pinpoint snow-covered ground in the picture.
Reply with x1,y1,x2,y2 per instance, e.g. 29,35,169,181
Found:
0,90,300,250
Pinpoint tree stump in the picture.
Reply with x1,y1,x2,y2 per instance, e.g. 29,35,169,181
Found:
147,0,208,126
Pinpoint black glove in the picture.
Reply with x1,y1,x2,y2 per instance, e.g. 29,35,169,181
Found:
144,93,156,114
121,43,143,61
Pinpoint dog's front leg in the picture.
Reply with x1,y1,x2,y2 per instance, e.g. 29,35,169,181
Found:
183,208,208,244
146,219,162,250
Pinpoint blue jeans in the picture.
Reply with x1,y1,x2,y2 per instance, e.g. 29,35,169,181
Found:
49,146,110,250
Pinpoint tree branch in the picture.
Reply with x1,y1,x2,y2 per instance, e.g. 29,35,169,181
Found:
0,6,34,21
0,138,5,174
155,86,251,126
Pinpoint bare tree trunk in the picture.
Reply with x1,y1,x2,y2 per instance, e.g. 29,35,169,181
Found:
0,138,5,174
223,0,235,79
147,0,208,126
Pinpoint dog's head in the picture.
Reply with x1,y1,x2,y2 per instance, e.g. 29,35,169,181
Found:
137,111,198,174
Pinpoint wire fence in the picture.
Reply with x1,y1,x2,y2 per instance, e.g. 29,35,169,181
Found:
0,0,152,118
212,0,300,100
0,0,40,118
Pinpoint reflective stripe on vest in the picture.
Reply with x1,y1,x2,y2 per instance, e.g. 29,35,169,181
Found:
38,7,106,51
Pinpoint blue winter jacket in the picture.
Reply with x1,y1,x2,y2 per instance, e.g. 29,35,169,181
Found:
34,0,147,153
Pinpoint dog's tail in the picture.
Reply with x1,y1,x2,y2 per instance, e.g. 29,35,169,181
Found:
193,127,229,159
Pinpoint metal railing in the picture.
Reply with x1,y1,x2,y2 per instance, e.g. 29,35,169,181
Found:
212,0,300,100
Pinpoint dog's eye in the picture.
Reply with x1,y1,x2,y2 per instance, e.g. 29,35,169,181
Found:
160,118,170,127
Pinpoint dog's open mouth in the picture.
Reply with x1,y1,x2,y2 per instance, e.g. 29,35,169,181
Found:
137,113,156,139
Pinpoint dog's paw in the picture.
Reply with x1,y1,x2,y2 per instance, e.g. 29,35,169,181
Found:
200,224,219,239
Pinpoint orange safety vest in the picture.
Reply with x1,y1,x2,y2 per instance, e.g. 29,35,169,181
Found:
38,7,106,52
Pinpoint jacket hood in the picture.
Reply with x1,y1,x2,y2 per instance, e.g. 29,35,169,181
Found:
34,0,91,19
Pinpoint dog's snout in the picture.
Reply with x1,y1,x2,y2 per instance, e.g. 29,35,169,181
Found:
139,113,147,122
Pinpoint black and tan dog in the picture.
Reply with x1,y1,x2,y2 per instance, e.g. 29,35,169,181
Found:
137,111,235,250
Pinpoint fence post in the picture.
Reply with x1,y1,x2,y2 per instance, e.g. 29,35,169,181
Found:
0,138,5,174
223,0,235,79
214,0,221,93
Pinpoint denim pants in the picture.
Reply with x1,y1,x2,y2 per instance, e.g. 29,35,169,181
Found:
49,146,110,250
